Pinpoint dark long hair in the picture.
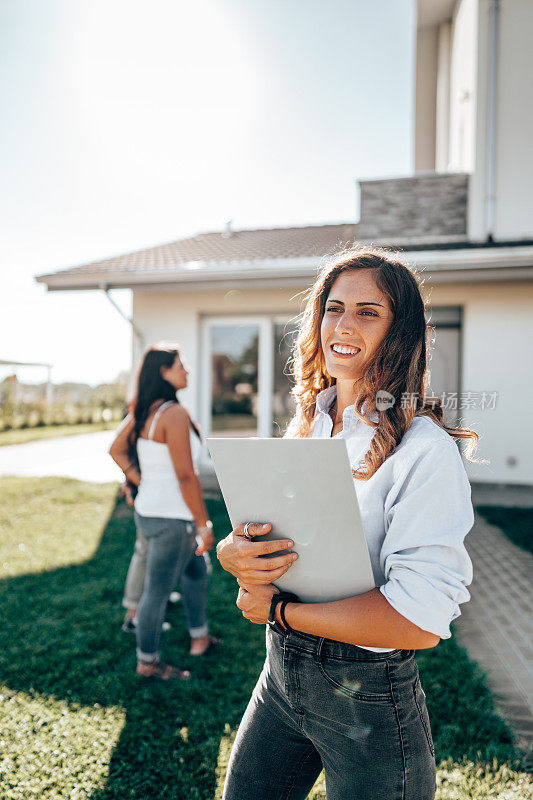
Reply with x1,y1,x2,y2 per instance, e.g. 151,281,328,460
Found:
285,246,483,480
128,342,201,452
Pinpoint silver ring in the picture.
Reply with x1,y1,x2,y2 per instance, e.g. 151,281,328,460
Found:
243,522,253,540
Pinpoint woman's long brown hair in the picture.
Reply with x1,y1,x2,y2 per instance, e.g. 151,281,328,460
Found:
285,246,482,480
128,342,201,452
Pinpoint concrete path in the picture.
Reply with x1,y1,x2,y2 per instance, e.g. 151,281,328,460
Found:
456,501,533,766
0,431,123,483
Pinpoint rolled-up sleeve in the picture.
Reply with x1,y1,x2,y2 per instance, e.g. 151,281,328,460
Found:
378,437,474,639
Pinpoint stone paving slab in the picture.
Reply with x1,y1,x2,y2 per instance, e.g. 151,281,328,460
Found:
455,506,533,766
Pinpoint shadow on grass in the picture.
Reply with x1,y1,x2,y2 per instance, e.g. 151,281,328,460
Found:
0,484,523,799
0,488,269,799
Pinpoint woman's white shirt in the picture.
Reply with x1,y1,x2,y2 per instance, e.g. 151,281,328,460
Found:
308,385,474,653
134,405,202,520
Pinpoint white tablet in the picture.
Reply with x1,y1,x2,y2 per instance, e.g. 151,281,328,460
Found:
206,437,375,603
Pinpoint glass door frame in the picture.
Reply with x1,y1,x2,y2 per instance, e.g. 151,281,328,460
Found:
200,314,281,439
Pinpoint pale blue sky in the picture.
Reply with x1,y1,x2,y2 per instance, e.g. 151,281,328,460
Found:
0,0,415,384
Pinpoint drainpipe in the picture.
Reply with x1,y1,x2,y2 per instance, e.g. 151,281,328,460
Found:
100,284,144,352
485,0,500,242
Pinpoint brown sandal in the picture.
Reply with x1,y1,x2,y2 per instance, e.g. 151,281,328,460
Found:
190,635,221,657
136,660,191,681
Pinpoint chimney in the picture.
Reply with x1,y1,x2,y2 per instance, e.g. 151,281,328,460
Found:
222,219,233,238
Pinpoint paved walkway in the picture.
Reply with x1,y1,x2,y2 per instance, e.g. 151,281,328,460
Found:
0,431,123,483
456,498,533,766
0,430,223,493
471,481,533,508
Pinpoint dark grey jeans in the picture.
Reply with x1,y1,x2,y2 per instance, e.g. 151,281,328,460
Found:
133,511,208,661
223,626,436,800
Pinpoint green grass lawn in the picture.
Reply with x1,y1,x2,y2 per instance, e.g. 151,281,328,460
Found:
476,505,533,555
0,421,118,447
0,477,531,800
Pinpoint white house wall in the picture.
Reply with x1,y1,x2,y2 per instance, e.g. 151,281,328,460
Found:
448,0,478,174
132,281,533,486
415,24,439,171
435,21,451,172
470,0,533,241
492,0,533,240
427,281,533,485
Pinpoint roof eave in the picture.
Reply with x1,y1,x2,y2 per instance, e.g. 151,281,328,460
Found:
35,257,324,291
35,246,533,292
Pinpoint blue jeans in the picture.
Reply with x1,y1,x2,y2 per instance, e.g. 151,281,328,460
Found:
223,626,436,800
133,511,208,662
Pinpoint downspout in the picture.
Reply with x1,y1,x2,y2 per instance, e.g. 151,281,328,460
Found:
100,284,144,352
485,0,500,242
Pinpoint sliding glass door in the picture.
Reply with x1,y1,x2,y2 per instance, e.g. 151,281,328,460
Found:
201,316,298,438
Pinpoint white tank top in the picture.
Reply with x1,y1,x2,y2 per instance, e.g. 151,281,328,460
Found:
134,401,202,520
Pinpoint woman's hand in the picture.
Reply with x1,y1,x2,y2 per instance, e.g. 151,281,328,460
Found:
195,526,215,555
236,582,278,625
120,481,135,508
216,522,298,585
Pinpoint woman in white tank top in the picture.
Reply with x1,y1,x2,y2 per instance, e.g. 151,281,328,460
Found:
109,342,217,680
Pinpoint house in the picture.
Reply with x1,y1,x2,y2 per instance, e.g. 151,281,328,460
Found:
36,0,533,487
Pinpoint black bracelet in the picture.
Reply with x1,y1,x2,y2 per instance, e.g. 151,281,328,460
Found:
268,591,299,635
279,598,296,634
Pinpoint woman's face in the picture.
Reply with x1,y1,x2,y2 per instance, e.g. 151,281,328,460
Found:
320,269,393,384
160,353,189,390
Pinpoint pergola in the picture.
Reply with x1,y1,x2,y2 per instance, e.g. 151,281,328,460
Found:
0,360,53,404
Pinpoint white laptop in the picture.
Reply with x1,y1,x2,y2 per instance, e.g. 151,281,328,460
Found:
206,437,375,603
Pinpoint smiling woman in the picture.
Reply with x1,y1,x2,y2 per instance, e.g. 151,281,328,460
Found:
320,270,394,439
286,246,479,478
216,246,482,800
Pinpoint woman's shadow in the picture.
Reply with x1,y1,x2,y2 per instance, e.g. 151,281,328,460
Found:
0,486,266,800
